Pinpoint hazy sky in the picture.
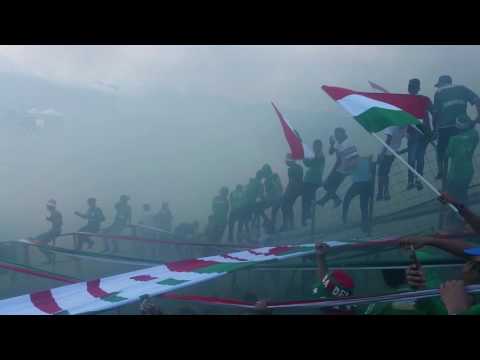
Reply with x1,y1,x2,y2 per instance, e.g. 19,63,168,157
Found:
0,45,479,239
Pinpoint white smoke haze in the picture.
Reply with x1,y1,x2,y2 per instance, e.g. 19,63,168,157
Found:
0,45,478,240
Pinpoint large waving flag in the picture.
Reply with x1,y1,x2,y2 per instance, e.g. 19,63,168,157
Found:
322,86,430,133
272,102,313,160
0,243,318,315
0,237,404,315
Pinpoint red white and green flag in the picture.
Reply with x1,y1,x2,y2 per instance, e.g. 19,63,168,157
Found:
272,102,314,160
322,86,430,133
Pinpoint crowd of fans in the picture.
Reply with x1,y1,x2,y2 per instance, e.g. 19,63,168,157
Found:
26,74,480,315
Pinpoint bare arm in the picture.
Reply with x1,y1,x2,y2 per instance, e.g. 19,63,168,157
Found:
74,211,86,219
315,243,329,281
401,236,474,259
439,193,480,234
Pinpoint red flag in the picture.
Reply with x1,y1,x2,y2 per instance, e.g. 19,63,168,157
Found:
271,102,313,160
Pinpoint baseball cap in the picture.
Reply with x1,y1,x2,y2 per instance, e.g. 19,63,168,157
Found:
321,270,355,298
435,75,452,88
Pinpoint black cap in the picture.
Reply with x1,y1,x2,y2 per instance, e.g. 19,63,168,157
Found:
435,75,452,88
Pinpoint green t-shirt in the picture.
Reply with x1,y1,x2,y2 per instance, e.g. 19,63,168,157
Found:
462,304,480,315
212,195,229,223
264,174,283,201
303,156,325,186
230,189,246,211
245,179,264,205
433,85,480,129
447,128,479,185
364,298,423,315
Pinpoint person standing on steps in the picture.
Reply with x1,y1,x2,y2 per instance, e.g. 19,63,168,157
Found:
376,125,407,201
211,187,229,243
280,153,304,232
432,75,480,181
318,127,358,208
302,139,325,227
30,199,63,264
74,197,105,250
228,184,245,242
102,195,132,253
406,78,433,191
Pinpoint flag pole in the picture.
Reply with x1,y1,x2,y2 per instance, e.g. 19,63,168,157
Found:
371,132,458,214
368,81,437,148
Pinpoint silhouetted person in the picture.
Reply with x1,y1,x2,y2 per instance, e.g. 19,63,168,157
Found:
376,125,407,201
212,187,229,243
228,184,245,242
155,202,173,233
74,197,105,250
102,195,132,253
281,153,304,231
406,78,433,191
31,199,63,264
302,139,325,226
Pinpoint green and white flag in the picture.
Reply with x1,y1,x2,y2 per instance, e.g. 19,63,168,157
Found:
322,85,430,133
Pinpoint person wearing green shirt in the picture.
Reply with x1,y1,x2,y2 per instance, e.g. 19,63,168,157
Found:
211,187,229,243
445,116,479,231
102,195,132,253
74,197,106,250
280,153,304,231
302,140,325,227
400,235,480,315
228,184,245,242
250,169,267,234
264,171,283,233
363,267,427,315
432,75,480,180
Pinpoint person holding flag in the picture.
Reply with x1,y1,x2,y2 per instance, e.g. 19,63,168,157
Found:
376,124,407,201
406,78,433,191
368,78,434,191
321,85,447,211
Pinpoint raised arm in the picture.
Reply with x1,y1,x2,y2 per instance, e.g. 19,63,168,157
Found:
400,235,474,259
439,193,480,234
74,211,86,219
315,242,330,281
